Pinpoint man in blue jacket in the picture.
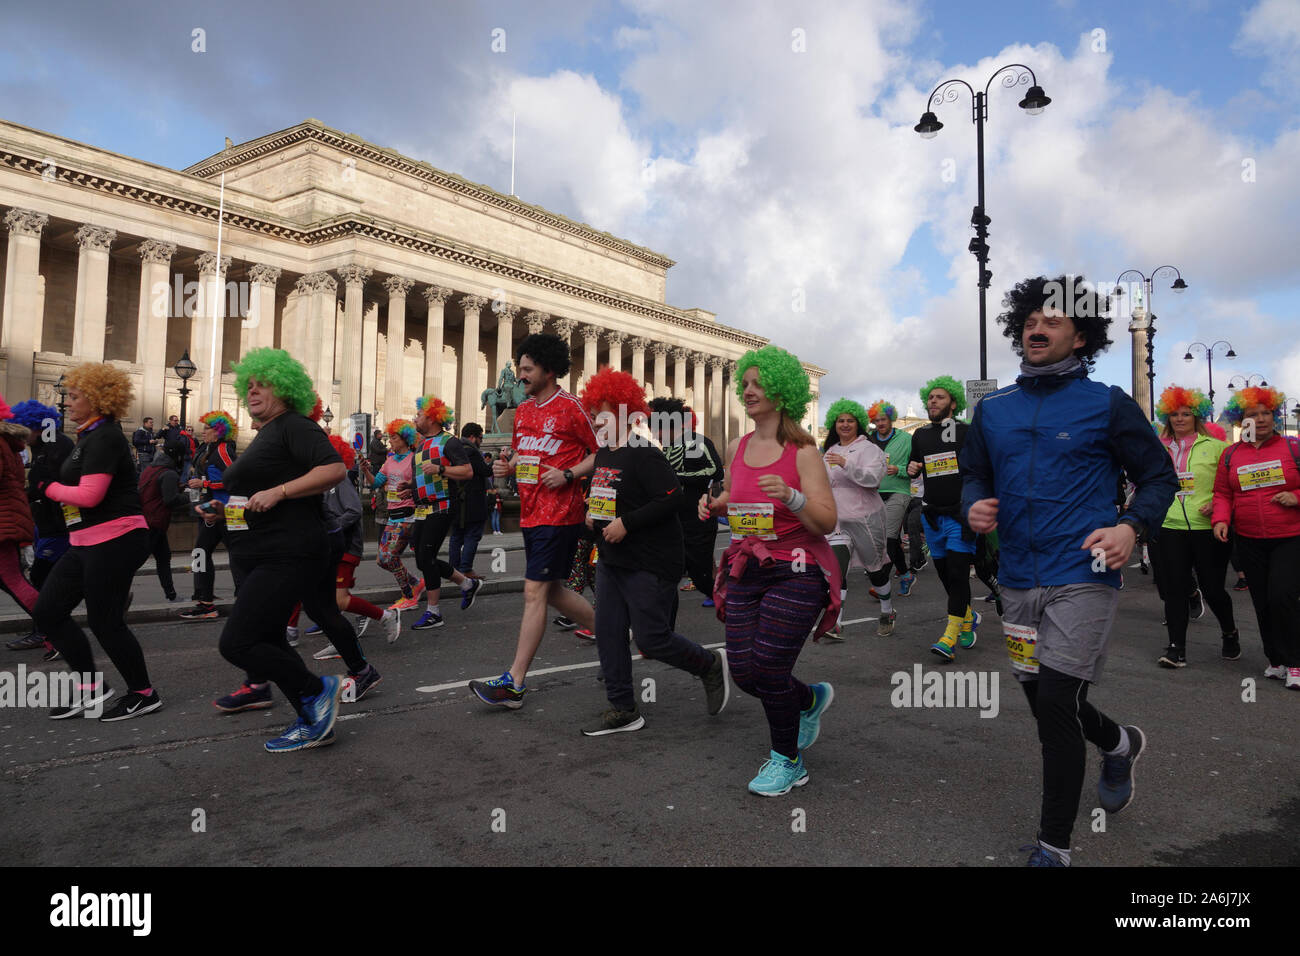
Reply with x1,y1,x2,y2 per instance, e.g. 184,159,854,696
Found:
962,275,1177,867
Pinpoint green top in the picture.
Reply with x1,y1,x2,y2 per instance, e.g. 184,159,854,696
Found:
1161,433,1227,531
865,427,912,496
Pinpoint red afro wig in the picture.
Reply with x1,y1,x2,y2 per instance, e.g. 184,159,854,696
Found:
0,394,13,421
580,366,648,418
308,393,324,423
328,434,356,470
683,405,700,432
1203,422,1227,441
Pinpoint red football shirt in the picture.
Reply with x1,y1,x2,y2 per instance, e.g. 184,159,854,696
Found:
510,388,599,528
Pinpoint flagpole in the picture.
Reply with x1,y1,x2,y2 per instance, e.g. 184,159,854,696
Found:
208,171,226,413
510,113,516,196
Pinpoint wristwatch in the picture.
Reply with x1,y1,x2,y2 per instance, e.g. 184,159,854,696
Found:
563,468,574,482
438,463,446,476
1117,515,1145,538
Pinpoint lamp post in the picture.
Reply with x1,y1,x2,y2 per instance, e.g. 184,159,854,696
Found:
1183,340,1235,414
1292,402,1300,438
1113,266,1187,421
54,373,68,422
1226,374,1268,393
322,406,334,430
174,349,197,430
915,64,1051,380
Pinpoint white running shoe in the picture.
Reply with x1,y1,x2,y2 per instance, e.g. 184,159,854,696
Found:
285,626,300,647
1264,665,1288,680
313,643,341,661
383,607,401,644
354,615,369,638
1286,668,1300,690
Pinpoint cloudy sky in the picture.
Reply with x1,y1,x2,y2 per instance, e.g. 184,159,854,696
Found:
3,0,1297,421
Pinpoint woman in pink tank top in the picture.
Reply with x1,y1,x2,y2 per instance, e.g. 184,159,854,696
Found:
699,346,841,797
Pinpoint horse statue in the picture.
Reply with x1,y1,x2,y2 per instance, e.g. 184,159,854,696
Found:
480,361,527,433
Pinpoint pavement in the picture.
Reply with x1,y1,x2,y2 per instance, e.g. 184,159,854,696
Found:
0,547,1296,867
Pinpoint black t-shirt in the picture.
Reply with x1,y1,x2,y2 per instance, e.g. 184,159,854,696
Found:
28,432,75,536
58,419,144,530
588,444,684,581
908,420,969,519
220,412,343,558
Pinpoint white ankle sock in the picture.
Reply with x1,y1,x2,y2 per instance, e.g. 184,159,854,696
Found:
1040,839,1071,866
1104,726,1130,757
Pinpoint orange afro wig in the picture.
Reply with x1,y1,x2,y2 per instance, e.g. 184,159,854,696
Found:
580,366,648,418
328,434,356,470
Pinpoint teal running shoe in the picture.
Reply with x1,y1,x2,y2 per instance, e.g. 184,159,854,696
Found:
797,682,834,751
747,750,809,796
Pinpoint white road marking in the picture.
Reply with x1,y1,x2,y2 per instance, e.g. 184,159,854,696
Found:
837,616,879,626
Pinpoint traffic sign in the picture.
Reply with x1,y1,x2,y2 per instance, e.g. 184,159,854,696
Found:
966,379,998,410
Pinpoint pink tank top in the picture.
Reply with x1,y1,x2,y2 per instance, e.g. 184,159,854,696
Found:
728,433,806,561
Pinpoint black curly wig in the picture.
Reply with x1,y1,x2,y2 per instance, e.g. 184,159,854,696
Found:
516,332,571,380
997,275,1114,371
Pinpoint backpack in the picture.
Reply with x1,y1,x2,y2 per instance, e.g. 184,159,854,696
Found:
138,464,173,531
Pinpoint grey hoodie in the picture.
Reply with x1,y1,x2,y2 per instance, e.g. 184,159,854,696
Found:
322,475,364,558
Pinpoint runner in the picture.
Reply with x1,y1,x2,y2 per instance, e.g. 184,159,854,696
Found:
578,368,728,734
963,274,1177,865
448,422,493,578
0,395,40,632
907,376,980,660
470,332,599,708
821,398,893,637
1212,386,1300,690
1150,385,1236,667
137,443,185,602
179,410,238,619
361,419,420,612
699,345,841,796
215,348,345,752
864,399,918,596
33,363,161,721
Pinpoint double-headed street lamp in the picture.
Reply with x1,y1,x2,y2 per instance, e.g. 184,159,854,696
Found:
1184,340,1235,413
1226,373,1268,392
915,64,1051,380
1113,266,1187,420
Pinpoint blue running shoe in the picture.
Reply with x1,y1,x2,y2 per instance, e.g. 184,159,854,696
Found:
265,717,338,753
959,609,980,649
747,750,809,796
305,624,322,636
412,609,444,630
470,671,526,709
1098,725,1145,813
701,598,715,608
797,682,834,751
1023,844,1068,867
898,571,917,597
460,576,483,610
300,675,342,740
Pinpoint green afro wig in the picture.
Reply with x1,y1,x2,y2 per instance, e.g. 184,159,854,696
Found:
919,375,966,415
735,346,811,423
232,348,317,417
824,398,870,435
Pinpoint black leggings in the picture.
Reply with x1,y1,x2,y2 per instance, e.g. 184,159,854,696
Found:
193,520,226,602
905,498,926,567
1151,527,1235,649
412,513,457,588
1022,664,1122,849
680,510,717,599
933,552,973,617
301,531,367,674
1232,533,1300,668
831,544,890,590
148,526,175,597
34,529,152,692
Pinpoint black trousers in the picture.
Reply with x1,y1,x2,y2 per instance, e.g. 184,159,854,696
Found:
412,512,458,587
148,526,175,598
905,497,926,567
193,519,226,602
679,508,718,598
1232,533,1300,667
1150,527,1235,650
35,529,152,692
933,553,973,618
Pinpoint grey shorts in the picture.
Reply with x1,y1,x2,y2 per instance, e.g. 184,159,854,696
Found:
881,492,910,540
1000,583,1119,685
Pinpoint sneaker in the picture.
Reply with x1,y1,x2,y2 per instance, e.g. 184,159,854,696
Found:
898,571,917,597
1157,646,1186,668
99,690,163,722
958,610,980,649
354,615,369,638
701,649,730,716
180,603,218,619
821,625,844,643
913,555,929,572
49,683,114,720
411,578,427,602
679,581,696,591
553,616,578,631
305,624,323,636
930,634,956,661
1287,668,1300,690
982,592,998,603
214,682,273,712
573,627,595,642
6,632,45,651
460,576,483,610
412,609,444,630
747,750,809,797
285,626,299,648
797,682,834,751
382,608,401,644
341,664,382,702
300,675,342,737
389,595,421,612
470,671,526,709
41,645,62,662
701,598,715,608
1221,632,1241,661
1232,578,1249,592
868,587,882,601
312,643,341,661
265,717,337,753
581,708,645,736
877,610,897,637
1098,725,1145,814
1188,588,1205,621
1024,844,1068,867
1264,664,1288,680
164,590,179,602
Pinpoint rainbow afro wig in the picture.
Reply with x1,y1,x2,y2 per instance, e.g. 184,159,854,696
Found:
199,409,238,442
1223,386,1286,426
920,375,967,415
866,399,898,423
735,346,811,423
1155,385,1212,425
232,348,317,417
414,395,455,430
824,398,870,435
328,434,356,470
385,418,418,448
580,366,648,418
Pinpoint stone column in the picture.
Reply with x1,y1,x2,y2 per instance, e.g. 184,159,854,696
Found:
192,252,232,413
72,225,117,363
552,317,576,393
295,272,337,401
1129,305,1152,419
727,361,743,443
336,265,371,416
137,240,177,423
651,342,670,397
691,352,707,424
629,336,648,392
383,277,413,418
361,300,380,418
244,263,280,355
672,347,689,398
524,311,549,335
495,303,520,387
422,285,452,398
2,209,49,403
579,324,602,392
459,294,487,428
708,356,725,441
605,330,626,373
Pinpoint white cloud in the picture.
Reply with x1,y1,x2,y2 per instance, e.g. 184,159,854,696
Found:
1236,0,1300,96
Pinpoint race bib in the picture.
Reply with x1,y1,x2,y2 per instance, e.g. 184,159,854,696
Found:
1176,470,1195,498
414,504,433,519
386,485,401,503
587,486,617,521
1005,622,1039,675
61,502,82,527
909,475,924,497
224,496,249,532
1237,460,1285,491
924,451,958,478
515,455,540,485
728,502,776,540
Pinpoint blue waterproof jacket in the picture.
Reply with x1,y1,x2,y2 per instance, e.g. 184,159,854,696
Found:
960,366,1177,590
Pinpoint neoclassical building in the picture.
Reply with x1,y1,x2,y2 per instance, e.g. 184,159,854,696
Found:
0,118,823,444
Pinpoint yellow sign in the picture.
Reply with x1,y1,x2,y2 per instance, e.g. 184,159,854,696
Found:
1005,622,1039,675
60,502,82,527
1237,460,1285,492
727,502,776,539
225,496,249,532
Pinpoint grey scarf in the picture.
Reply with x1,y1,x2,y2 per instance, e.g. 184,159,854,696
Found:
1019,355,1082,378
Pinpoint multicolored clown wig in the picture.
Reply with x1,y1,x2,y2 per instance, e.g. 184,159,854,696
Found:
1155,385,1212,426
8,400,60,432
580,366,648,418
199,409,238,443
414,394,455,430
919,375,967,415
824,398,870,436
385,418,418,449
734,346,812,423
328,434,356,470
1222,386,1286,427
231,348,317,417
866,399,897,423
